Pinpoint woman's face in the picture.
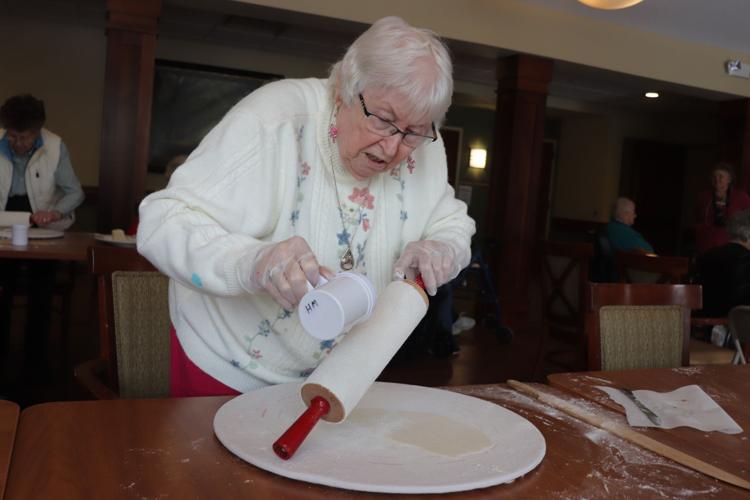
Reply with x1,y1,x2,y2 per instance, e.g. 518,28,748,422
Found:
6,128,40,156
712,170,731,196
334,87,432,180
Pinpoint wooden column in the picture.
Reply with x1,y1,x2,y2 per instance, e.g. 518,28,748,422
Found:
718,98,750,193
487,55,553,315
97,0,161,232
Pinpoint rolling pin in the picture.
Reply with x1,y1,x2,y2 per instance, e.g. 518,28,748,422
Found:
273,277,429,459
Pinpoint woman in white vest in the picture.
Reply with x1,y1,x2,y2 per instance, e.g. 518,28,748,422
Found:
0,94,84,228
0,94,84,370
138,17,476,397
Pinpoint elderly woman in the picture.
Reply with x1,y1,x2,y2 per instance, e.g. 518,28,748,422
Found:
695,163,750,253
137,17,475,397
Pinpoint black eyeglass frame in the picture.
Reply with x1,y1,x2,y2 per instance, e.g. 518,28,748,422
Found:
358,94,437,147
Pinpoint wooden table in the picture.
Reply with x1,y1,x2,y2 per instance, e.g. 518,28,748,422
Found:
5,384,744,499
549,364,750,494
0,401,19,500
0,231,97,262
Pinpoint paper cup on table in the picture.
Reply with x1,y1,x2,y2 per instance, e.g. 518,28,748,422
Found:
298,271,377,341
11,223,29,247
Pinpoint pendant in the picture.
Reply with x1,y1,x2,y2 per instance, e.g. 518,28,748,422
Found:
340,248,354,270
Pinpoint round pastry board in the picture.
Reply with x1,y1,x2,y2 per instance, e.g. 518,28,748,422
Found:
214,381,545,494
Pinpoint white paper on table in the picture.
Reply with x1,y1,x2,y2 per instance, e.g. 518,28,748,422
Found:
0,211,31,227
596,385,743,434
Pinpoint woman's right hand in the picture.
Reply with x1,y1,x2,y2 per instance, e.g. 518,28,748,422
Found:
247,236,332,309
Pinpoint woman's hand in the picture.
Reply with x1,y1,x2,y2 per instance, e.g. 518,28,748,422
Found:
393,240,457,296
31,210,62,227
244,236,334,309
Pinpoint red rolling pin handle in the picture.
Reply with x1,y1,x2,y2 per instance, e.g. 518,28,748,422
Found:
273,396,330,460
414,274,425,290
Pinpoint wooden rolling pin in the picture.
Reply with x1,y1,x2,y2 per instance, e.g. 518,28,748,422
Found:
273,278,429,459
507,379,750,491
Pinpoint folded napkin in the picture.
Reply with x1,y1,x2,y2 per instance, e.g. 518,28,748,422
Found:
0,211,31,227
596,385,743,434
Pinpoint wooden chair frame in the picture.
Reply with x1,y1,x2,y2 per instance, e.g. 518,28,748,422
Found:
536,240,594,376
616,252,690,284
586,283,702,371
541,240,594,329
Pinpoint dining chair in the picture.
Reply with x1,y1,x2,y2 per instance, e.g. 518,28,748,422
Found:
615,252,690,284
535,240,594,376
75,245,169,399
586,282,702,371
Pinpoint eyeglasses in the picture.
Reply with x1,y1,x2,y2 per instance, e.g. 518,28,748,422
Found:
358,94,436,149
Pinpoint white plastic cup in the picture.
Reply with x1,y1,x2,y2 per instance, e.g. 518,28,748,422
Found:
11,223,29,247
298,271,377,341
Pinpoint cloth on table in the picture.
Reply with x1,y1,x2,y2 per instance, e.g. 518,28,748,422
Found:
596,384,742,434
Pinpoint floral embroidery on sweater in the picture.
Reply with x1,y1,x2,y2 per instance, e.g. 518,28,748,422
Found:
407,155,416,174
290,125,311,227
390,161,409,221
348,186,374,209
336,184,375,272
240,306,293,370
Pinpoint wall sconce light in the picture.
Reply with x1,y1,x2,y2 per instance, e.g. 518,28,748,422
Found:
469,148,487,169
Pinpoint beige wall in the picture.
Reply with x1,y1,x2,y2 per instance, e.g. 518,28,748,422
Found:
0,16,105,186
242,0,750,99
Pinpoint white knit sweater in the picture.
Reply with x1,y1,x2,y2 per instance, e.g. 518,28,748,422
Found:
137,78,475,391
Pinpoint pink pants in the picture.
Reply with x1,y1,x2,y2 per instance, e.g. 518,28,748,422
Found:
170,325,240,397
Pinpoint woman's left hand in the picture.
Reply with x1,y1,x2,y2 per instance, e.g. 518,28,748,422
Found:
393,240,457,296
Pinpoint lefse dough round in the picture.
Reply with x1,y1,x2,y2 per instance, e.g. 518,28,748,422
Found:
349,408,493,457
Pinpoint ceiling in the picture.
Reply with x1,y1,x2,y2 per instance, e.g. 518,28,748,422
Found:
526,0,750,56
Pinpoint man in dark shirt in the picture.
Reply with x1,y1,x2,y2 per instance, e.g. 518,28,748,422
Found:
696,209,750,317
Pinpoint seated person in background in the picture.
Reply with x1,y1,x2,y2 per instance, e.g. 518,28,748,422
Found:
695,162,750,254
0,94,84,374
605,197,654,254
0,94,84,229
696,209,750,318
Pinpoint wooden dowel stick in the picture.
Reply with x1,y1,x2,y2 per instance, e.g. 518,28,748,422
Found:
507,380,750,491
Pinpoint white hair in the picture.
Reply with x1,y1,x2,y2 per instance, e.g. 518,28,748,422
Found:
612,197,635,221
329,16,453,126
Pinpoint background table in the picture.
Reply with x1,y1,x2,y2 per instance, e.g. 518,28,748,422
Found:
0,400,19,500
0,232,96,261
5,384,743,499
548,364,750,490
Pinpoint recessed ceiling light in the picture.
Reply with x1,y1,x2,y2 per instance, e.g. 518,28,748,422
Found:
644,92,660,99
